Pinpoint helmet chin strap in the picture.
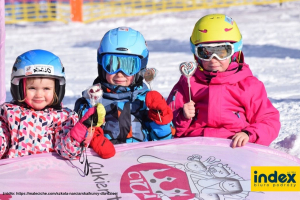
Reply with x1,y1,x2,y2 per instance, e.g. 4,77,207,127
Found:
23,78,33,108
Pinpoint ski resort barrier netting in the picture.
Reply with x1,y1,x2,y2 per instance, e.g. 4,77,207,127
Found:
4,0,300,24
5,0,70,24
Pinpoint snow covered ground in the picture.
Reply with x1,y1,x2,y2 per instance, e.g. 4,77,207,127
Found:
4,2,300,157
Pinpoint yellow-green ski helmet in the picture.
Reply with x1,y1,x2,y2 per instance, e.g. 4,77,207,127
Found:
191,14,242,45
190,14,243,66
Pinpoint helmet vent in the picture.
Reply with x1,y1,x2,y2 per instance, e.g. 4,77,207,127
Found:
116,47,128,51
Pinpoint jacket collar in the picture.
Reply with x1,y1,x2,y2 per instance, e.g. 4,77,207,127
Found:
101,82,149,102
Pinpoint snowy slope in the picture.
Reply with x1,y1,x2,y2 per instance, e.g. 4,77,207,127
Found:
4,2,300,157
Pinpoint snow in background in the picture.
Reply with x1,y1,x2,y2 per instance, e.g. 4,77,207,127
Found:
4,2,300,157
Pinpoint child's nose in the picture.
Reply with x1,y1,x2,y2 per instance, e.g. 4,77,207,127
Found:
116,71,125,76
35,90,43,97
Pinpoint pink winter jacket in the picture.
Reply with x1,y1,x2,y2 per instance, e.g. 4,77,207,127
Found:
0,103,85,159
167,62,280,146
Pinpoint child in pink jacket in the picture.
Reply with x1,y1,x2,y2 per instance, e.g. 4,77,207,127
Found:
167,14,280,148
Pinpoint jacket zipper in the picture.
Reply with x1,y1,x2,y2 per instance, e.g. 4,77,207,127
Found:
171,90,178,111
235,111,240,118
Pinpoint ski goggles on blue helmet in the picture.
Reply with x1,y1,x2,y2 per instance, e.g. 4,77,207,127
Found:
101,54,142,76
191,39,243,61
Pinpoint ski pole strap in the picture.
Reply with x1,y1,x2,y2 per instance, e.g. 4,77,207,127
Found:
79,143,90,176
84,156,89,176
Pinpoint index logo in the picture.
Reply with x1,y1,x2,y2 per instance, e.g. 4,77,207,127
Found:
251,166,300,191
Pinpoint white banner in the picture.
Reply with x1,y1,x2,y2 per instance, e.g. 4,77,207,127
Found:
0,137,300,200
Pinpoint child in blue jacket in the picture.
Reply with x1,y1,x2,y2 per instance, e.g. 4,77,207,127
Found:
74,27,174,145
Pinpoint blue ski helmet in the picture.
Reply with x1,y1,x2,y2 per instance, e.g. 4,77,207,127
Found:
96,27,149,86
11,49,66,105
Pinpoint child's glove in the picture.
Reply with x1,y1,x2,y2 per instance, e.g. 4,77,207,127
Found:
71,103,106,144
81,103,106,128
145,91,173,125
89,127,116,159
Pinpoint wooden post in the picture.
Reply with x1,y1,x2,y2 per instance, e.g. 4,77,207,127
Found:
70,0,83,22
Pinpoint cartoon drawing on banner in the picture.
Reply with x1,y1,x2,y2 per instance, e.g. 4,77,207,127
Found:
120,154,252,200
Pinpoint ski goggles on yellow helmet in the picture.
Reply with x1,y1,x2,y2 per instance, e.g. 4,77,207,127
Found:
102,54,142,76
191,39,243,61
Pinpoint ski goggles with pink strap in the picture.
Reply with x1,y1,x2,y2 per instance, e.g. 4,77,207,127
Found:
191,39,243,61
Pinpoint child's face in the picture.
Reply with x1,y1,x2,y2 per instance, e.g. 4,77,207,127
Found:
25,78,55,110
202,57,230,72
106,72,134,86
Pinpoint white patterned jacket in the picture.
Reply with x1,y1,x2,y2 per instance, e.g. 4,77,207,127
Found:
0,103,83,159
